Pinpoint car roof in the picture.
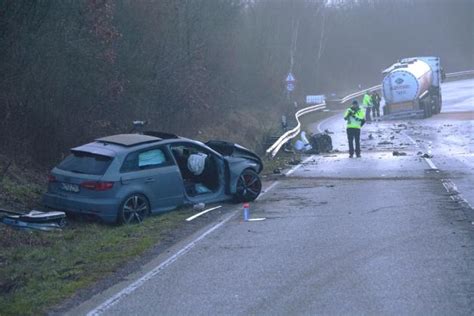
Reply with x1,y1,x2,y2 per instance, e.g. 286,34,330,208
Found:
96,134,162,147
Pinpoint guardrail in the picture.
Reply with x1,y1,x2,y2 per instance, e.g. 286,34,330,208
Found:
265,102,326,157
445,69,474,78
265,69,474,158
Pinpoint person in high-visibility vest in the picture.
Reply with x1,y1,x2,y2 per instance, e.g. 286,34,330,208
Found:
371,91,381,119
362,91,373,122
344,100,366,158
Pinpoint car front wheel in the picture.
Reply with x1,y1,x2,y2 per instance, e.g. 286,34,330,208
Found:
235,169,262,202
118,194,150,224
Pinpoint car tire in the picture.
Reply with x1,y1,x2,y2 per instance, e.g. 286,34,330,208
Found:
118,194,150,224
235,169,262,202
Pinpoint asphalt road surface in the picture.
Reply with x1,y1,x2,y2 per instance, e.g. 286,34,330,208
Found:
70,79,474,315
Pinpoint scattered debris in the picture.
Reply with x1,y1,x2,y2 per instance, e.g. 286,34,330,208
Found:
324,129,334,134
392,151,407,156
378,141,393,145
368,133,374,140
273,168,282,174
0,209,66,231
287,159,301,165
417,151,423,155
422,153,433,158
309,132,333,154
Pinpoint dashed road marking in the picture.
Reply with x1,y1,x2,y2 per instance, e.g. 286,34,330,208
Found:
403,132,472,213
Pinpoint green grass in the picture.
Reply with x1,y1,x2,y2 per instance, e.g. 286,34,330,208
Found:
0,209,194,315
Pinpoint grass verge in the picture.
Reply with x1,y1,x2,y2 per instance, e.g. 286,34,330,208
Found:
0,208,196,315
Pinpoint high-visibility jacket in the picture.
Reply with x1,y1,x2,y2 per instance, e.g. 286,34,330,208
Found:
362,93,373,108
344,107,365,129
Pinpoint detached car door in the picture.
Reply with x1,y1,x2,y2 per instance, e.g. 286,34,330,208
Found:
120,146,184,212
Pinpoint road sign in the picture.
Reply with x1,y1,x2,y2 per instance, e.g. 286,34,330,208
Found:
306,95,325,104
286,82,295,92
286,72,295,83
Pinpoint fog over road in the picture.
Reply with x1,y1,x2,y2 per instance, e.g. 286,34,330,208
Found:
71,79,474,315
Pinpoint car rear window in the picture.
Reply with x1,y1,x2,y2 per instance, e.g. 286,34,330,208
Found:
57,151,113,175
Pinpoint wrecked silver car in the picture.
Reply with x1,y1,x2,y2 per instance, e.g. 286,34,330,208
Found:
42,133,263,224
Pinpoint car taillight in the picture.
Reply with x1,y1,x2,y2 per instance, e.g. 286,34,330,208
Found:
80,181,114,191
48,174,57,182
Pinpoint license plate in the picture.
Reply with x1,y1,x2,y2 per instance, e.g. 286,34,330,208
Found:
60,182,80,193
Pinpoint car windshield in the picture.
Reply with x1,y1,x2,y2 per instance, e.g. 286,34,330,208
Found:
57,151,113,175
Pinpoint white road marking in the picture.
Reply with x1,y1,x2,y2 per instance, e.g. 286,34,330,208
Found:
402,132,472,211
402,132,420,147
87,167,288,314
186,205,222,222
317,115,337,133
87,213,235,316
442,179,474,209
256,181,280,200
285,155,315,176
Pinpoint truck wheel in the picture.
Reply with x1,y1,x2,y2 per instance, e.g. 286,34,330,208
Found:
431,96,439,114
426,101,433,117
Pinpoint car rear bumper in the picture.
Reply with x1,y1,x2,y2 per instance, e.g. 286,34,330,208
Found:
42,193,118,223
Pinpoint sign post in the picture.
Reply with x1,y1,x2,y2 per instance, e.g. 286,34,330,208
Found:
285,72,296,103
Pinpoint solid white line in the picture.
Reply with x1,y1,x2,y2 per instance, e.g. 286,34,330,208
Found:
285,155,315,176
256,181,280,200
185,206,222,222
87,213,235,316
317,115,337,133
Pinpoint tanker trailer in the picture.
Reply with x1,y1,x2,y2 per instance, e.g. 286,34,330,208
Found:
382,57,442,118
401,56,443,114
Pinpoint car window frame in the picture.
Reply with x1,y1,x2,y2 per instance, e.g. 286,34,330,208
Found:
120,146,174,173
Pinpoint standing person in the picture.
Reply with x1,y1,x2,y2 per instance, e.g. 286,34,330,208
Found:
344,100,366,158
371,91,381,119
362,91,373,122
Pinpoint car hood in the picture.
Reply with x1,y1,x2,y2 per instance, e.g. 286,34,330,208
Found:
205,140,263,173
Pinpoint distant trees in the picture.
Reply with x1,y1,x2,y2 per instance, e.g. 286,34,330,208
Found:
0,0,472,164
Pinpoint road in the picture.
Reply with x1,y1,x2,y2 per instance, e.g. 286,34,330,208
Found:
70,79,474,315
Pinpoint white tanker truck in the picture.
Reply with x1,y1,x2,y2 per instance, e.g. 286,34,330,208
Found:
382,56,443,118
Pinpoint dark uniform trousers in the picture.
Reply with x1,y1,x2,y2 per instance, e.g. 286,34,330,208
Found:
346,128,361,156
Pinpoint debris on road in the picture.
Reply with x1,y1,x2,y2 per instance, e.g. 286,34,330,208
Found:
288,159,301,165
422,153,433,158
392,151,407,156
309,132,333,154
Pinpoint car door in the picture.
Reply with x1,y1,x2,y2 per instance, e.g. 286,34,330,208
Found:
120,146,184,212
